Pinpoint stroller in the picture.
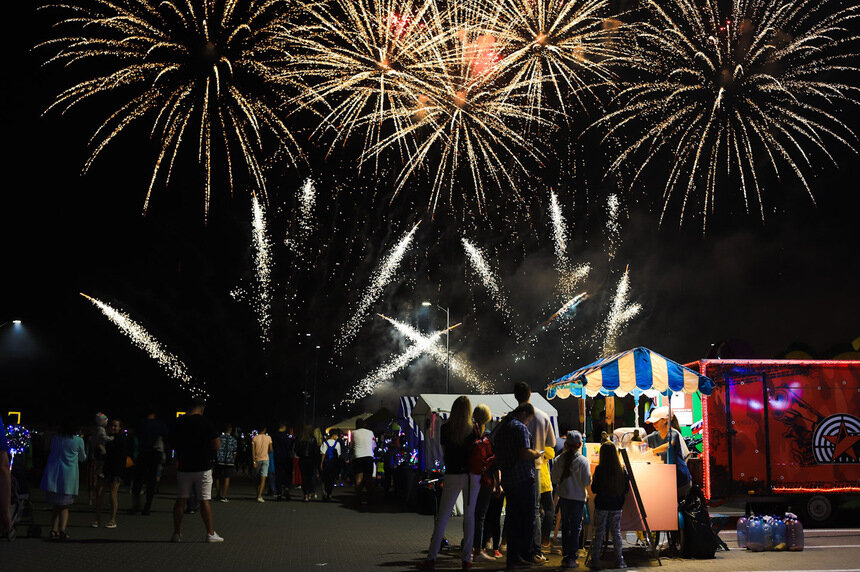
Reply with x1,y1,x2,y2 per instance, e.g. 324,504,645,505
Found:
8,462,40,540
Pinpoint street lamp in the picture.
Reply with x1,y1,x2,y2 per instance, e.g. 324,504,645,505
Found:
0,320,22,329
422,301,451,394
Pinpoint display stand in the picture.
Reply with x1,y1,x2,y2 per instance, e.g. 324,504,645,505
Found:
620,449,662,566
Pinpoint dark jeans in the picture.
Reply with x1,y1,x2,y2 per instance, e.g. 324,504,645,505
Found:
473,483,492,551
503,478,536,568
540,491,554,542
321,464,338,498
485,492,505,550
559,498,586,562
275,460,292,497
131,451,160,512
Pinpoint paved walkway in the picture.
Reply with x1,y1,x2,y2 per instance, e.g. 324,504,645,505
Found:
4,473,860,572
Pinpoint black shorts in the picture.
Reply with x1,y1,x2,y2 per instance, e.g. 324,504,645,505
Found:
353,456,373,477
213,465,235,479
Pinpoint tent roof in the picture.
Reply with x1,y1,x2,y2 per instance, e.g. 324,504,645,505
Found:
546,347,715,399
411,393,558,419
326,414,371,432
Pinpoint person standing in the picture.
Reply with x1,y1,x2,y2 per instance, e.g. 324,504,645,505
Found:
587,442,629,570
93,418,128,529
252,426,272,503
214,425,237,502
351,418,377,506
319,431,342,501
131,407,168,515
296,426,317,502
272,422,295,501
551,431,591,569
421,396,481,570
170,398,223,543
471,404,496,562
40,417,87,540
645,406,692,500
514,381,556,564
495,403,543,570
1,418,14,541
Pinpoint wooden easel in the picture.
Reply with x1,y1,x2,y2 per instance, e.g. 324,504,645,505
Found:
620,449,662,566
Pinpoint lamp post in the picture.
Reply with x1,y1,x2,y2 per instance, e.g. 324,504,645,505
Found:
312,345,320,426
422,302,450,394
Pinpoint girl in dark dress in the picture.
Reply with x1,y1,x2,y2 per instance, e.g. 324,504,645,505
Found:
93,419,128,529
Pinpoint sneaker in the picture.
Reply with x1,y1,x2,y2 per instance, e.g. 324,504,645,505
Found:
475,551,494,561
105,522,117,529
532,554,548,564
219,497,229,503
170,532,182,543
493,550,504,558
256,497,265,503
206,532,224,543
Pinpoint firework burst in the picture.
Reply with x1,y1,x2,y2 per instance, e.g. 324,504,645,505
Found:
601,266,641,356
40,0,304,222
81,293,207,397
598,0,860,231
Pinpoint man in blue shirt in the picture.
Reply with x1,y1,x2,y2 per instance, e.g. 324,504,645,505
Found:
1,418,12,540
494,403,543,569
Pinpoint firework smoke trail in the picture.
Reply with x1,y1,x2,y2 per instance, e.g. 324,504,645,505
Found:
462,238,519,338
342,322,460,405
336,223,420,353
605,194,621,261
549,191,569,271
80,293,207,397
251,193,272,346
378,314,491,392
601,266,641,356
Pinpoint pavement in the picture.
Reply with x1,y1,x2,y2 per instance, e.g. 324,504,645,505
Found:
3,472,860,572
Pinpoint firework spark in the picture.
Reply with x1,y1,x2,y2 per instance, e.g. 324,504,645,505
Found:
343,320,461,404
462,237,516,325
80,293,206,397
549,190,569,270
598,0,860,231
40,0,303,222
251,193,272,346
601,266,641,356
605,193,621,261
336,222,420,353
544,292,588,325
297,177,317,246
378,314,491,392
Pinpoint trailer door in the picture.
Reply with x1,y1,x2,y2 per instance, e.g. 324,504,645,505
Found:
727,375,769,492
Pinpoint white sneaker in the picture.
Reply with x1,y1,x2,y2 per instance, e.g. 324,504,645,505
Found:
207,532,224,543
219,497,229,503
256,497,265,503
170,532,182,543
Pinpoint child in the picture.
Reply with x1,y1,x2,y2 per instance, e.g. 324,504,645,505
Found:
91,413,113,479
587,442,629,570
551,431,591,569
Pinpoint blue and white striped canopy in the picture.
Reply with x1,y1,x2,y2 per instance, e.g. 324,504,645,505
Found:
546,347,714,399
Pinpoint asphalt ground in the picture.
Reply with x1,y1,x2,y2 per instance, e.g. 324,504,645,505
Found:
3,472,859,572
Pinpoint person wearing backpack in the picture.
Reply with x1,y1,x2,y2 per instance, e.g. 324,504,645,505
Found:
470,404,497,562
319,431,342,501
420,396,481,570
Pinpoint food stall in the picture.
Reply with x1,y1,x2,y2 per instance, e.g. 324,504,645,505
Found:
546,347,715,536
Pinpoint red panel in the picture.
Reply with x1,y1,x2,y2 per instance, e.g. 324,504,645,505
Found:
728,376,768,491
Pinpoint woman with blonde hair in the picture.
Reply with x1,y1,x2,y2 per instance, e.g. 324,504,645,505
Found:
470,404,498,562
421,396,480,570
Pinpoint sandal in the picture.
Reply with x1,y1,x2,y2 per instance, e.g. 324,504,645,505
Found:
59,531,71,541
105,522,117,529
49,530,60,540
91,521,100,528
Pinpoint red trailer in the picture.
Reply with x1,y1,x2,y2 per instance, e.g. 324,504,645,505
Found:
693,359,860,525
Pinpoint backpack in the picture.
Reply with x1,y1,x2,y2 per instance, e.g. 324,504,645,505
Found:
468,428,495,477
323,440,339,467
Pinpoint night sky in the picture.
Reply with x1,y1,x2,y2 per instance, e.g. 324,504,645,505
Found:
1,1,858,429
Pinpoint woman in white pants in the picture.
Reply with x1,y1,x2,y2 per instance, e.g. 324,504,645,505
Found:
421,396,481,570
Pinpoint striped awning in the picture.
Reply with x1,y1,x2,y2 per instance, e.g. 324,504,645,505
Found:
546,347,714,399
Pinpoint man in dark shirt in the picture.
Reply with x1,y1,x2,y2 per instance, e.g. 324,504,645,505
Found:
271,422,295,501
494,403,543,569
170,397,223,543
131,406,168,515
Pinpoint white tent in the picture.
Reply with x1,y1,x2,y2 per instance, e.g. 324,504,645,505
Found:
326,414,371,434
411,393,560,472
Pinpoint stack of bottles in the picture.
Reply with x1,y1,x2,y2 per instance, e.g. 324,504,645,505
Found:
736,513,804,551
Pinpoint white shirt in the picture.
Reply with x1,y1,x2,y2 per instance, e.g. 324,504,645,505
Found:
319,438,342,457
351,428,376,459
527,405,557,468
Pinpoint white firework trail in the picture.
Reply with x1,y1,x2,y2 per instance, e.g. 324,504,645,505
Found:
336,223,420,353
80,293,207,397
601,266,642,356
342,322,459,405
605,194,621,261
559,263,591,299
297,177,316,247
462,238,517,335
378,314,491,392
251,193,272,347
549,191,569,271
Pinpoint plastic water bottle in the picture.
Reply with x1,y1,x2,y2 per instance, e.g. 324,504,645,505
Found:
785,513,804,551
772,518,787,551
736,515,749,548
762,517,774,551
747,517,765,552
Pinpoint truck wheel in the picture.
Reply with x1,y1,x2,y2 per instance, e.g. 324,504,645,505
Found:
804,495,834,526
